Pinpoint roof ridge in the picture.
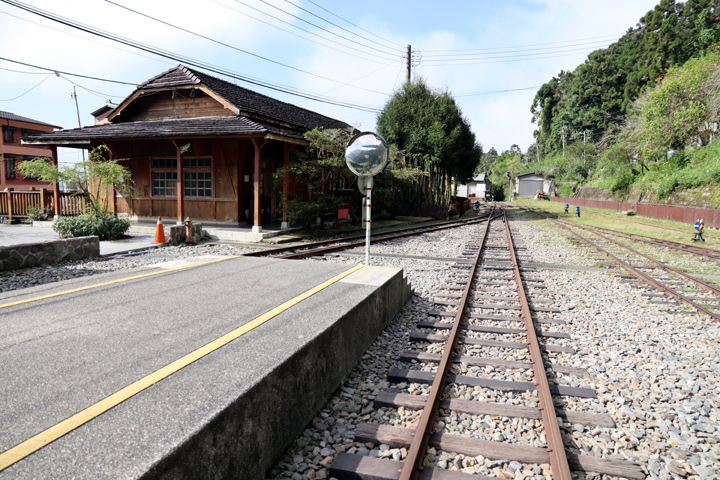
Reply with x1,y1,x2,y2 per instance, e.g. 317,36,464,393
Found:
137,65,201,89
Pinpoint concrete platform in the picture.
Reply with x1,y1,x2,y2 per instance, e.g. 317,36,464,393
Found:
0,257,412,479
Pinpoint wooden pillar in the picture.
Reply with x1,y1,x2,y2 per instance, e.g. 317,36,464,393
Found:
5,188,13,222
40,187,46,213
237,139,248,224
50,146,60,217
250,137,268,233
172,140,185,222
0,155,6,186
282,143,293,229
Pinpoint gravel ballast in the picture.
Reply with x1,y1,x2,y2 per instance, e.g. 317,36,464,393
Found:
2,211,718,479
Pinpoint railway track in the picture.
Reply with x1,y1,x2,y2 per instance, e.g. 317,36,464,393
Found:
328,208,644,480
243,209,500,259
526,208,720,322
564,222,720,263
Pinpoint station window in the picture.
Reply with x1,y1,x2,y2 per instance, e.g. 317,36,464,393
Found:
183,157,212,198
151,158,178,197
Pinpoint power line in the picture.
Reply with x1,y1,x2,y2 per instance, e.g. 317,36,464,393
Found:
420,47,609,67
254,0,399,59
225,0,397,62
0,10,174,66
281,0,402,53
105,0,390,96
0,0,383,113
0,56,138,85
0,74,53,101
210,0,393,65
421,44,612,64
454,86,542,97
305,0,404,49
422,33,623,53
421,38,617,58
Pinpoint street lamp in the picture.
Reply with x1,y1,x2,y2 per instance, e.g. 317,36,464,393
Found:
345,132,389,265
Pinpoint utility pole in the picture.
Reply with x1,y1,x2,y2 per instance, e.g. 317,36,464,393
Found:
406,44,412,83
71,86,86,161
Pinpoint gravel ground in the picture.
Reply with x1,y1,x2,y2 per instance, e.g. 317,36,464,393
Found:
3,211,719,479
265,211,720,480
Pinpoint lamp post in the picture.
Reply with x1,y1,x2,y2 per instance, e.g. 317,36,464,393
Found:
345,132,389,265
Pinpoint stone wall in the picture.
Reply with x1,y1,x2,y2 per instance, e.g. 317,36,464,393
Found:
0,236,100,272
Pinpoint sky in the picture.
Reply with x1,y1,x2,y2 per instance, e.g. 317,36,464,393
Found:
0,0,660,166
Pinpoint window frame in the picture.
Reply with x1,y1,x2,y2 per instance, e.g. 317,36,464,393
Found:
5,155,17,180
182,157,213,199
150,157,178,198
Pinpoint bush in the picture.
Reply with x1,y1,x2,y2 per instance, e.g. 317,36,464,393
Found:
26,205,53,221
53,214,130,240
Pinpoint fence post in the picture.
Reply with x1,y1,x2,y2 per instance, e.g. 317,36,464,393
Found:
40,187,46,213
5,188,13,222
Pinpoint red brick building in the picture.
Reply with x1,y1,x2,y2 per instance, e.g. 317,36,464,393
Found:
0,111,59,190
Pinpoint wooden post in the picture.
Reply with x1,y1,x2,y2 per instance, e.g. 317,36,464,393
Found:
282,143,292,229
40,187,46,213
172,140,185,222
237,139,247,224
6,188,13,222
50,146,60,217
250,137,268,233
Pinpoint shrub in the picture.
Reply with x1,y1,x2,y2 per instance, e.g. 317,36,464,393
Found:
53,214,130,240
26,205,53,221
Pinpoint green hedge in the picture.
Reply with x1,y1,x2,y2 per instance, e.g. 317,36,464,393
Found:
53,214,130,240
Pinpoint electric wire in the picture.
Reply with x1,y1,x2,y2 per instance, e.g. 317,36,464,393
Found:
0,9,174,67
105,0,391,96
210,0,394,65
0,0,383,113
305,0,405,49
422,33,623,53
421,38,617,59
421,44,611,63
226,0,397,62
255,0,399,59
0,56,137,85
281,0,402,53
0,74,53,101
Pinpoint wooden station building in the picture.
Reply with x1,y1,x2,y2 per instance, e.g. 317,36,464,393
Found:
25,65,354,232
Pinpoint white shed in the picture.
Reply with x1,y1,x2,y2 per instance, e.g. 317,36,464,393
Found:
514,173,551,198
455,173,486,198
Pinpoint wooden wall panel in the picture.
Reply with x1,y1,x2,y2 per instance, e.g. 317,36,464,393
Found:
215,200,238,222
185,200,213,220
213,139,238,200
152,199,175,218
122,91,233,121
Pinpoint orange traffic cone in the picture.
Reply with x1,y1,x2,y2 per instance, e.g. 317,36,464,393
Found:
152,216,167,244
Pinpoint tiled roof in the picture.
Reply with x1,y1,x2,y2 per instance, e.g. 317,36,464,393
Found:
138,65,352,131
0,111,60,129
25,116,293,143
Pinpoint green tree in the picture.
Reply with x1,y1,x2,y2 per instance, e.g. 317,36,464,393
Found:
277,128,353,229
377,79,482,204
18,145,136,215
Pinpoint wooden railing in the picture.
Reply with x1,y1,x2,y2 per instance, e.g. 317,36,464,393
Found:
0,188,88,221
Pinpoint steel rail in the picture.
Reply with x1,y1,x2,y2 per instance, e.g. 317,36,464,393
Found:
241,211,494,258
565,221,720,297
577,222,720,261
503,210,572,480
398,206,496,480
274,213,505,260
541,213,720,322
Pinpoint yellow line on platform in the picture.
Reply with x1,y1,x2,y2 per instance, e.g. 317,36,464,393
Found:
0,255,243,310
0,263,365,472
